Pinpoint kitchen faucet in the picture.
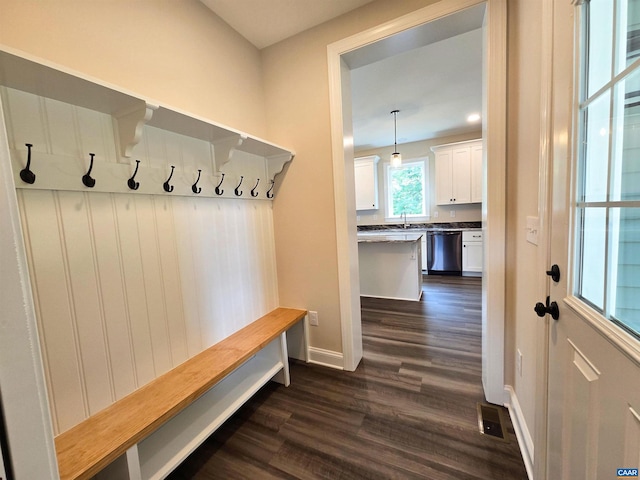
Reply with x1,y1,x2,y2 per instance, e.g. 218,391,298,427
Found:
402,212,408,229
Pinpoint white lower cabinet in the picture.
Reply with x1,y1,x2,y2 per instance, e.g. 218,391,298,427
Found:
462,230,483,275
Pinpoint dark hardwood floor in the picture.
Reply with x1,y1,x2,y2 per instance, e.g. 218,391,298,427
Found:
168,276,528,479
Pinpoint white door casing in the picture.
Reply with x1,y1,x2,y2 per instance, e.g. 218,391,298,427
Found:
327,0,508,405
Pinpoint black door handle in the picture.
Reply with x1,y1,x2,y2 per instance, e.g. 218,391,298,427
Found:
534,296,559,320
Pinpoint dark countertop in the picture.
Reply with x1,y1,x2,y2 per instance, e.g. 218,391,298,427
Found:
357,222,481,233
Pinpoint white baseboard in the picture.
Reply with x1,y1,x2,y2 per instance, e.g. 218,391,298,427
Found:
308,347,343,370
504,385,534,480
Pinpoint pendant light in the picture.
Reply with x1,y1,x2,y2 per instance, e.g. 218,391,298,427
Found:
390,109,402,167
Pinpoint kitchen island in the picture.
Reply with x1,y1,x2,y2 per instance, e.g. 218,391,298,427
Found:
357,233,423,301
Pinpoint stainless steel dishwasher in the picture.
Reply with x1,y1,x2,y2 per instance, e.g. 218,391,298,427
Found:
426,231,462,275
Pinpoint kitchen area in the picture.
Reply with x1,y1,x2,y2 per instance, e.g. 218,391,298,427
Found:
347,9,485,303
354,138,483,302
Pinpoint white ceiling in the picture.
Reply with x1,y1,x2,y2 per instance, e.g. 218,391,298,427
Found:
346,4,485,151
350,28,483,150
199,0,376,49
200,1,485,152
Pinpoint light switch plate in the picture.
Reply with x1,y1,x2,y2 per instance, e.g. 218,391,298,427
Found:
526,216,539,245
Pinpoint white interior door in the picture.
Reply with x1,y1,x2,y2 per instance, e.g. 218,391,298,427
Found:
545,1,640,478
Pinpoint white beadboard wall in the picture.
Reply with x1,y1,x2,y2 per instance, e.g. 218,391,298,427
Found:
2,86,279,435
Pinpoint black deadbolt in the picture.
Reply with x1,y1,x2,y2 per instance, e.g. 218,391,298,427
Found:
546,264,560,283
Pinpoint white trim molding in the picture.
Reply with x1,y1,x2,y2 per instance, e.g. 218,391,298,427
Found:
504,385,534,480
0,80,59,479
308,347,344,370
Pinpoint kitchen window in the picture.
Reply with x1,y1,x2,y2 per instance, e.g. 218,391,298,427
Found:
384,158,428,220
574,0,640,338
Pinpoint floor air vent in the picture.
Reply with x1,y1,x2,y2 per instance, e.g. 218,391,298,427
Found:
477,403,508,442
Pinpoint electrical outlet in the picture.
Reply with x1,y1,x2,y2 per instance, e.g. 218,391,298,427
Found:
517,349,523,377
373,214,378,220
434,211,439,218
450,210,456,218
309,311,319,326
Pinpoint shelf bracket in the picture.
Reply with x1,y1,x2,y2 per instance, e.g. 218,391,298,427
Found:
212,134,246,172
114,102,158,158
267,153,294,182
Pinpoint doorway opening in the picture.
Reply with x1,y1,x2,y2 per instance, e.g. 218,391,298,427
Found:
327,0,507,404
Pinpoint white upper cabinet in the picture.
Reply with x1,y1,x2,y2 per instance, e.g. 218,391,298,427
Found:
354,155,379,210
451,146,472,204
434,149,453,205
471,142,483,203
431,139,482,206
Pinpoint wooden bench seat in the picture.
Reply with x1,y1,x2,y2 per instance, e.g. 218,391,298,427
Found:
54,307,307,480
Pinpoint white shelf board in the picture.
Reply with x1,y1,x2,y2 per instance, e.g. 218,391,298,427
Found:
149,106,293,158
0,45,294,160
137,339,283,479
0,47,143,115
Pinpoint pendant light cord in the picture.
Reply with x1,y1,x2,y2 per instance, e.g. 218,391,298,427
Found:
392,110,399,151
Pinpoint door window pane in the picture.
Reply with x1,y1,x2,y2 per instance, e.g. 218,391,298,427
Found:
616,0,640,72
582,92,611,203
575,0,640,340
611,69,640,201
611,207,640,335
578,207,607,309
588,0,614,96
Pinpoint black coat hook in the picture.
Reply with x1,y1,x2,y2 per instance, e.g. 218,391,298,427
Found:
266,180,275,199
20,143,36,184
163,165,175,192
192,169,202,194
128,160,140,190
82,153,96,188
215,173,225,195
234,175,244,196
251,178,260,197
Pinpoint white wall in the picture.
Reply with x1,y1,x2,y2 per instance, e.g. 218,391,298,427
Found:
262,0,443,355
2,85,280,435
505,0,544,465
0,0,267,137
355,133,482,226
